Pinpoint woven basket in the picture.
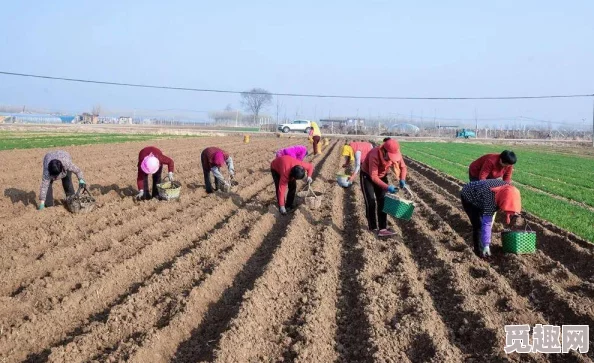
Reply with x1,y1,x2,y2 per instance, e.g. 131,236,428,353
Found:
157,176,181,201
383,187,415,220
66,186,96,214
297,185,322,209
502,225,536,254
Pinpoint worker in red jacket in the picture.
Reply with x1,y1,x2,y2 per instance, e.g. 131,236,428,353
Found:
201,147,235,193
270,155,314,215
136,146,175,200
360,139,408,237
468,150,516,182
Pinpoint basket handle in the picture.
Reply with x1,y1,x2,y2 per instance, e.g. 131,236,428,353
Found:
525,222,533,232
72,185,91,198
403,185,416,200
305,183,318,199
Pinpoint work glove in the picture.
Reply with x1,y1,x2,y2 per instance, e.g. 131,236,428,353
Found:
135,190,144,200
399,180,406,189
38,202,45,211
279,206,287,215
306,177,313,184
168,172,174,181
229,169,235,177
481,246,491,257
79,179,86,187
387,185,398,194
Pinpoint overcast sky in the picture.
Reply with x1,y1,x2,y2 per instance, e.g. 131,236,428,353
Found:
0,0,593,128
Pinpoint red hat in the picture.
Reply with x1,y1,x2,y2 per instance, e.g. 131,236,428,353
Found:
382,139,402,163
491,184,522,223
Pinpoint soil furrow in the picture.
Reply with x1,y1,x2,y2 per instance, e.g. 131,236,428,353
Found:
276,144,343,363
0,165,277,363
0,149,273,286
1,157,272,305
47,187,275,362
407,160,594,328
123,141,339,363
345,180,466,362
0,138,245,238
393,194,545,360
405,163,591,362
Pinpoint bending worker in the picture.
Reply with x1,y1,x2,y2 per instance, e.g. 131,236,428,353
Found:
341,141,373,182
308,121,322,155
468,150,516,182
38,150,86,210
271,155,314,215
360,139,408,237
201,146,235,193
276,145,308,161
460,179,522,258
136,146,174,200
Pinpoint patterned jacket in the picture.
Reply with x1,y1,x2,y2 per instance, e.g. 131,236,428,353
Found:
40,150,84,201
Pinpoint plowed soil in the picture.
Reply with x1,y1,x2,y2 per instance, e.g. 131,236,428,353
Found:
0,136,592,363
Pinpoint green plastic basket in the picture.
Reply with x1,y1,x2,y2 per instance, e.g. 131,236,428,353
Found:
383,193,415,221
502,225,536,254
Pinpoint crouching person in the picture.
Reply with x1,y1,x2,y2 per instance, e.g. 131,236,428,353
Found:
360,139,407,237
460,180,522,258
201,147,234,193
39,150,86,210
136,146,174,200
276,145,308,161
271,155,313,215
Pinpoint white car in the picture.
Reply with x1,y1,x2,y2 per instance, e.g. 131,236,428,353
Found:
278,120,312,133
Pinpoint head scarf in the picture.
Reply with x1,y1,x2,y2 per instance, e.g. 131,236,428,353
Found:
341,144,354,160
491,184,521,223
141,154,160,174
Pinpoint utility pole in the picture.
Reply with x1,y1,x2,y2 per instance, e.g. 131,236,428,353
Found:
475,108,478,137
434,109,437,137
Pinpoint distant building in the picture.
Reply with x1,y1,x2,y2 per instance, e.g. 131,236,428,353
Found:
81,113,98,124
118,116,133,124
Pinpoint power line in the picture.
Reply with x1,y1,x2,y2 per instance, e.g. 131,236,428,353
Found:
1,70,593,100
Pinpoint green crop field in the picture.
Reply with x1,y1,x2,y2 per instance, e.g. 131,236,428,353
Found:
0,131,197,150
402,142,594,243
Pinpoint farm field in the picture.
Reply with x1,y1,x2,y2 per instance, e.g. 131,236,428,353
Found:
403,142,594,243
0,136,593,362
0,131,194,150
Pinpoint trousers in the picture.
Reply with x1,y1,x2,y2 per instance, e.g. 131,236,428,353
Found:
360,171,388,230
461,196,482,255
271,169,296,208
46,171,75,207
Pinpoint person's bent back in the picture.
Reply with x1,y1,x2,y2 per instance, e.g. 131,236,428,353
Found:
468,150,516,182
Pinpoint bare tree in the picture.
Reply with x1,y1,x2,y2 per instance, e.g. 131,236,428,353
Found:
92,104,102,116
240,88,272,124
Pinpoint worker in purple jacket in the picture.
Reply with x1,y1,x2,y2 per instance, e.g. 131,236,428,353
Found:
275,145,308,161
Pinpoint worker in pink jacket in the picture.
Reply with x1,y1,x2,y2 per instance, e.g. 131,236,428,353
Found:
275,145,308,161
